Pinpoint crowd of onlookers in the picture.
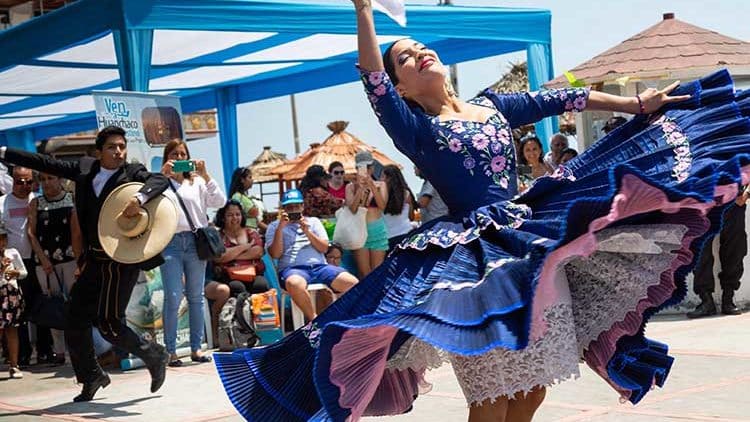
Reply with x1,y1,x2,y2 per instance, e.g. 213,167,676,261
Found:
8,115,742,381
0,129,584,379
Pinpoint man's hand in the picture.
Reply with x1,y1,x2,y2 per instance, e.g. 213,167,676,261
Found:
278,210,290,229
122,197,143,218
736,191,749,207
299,216,311,234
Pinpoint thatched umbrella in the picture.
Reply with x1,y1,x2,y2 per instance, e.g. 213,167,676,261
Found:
268,121,401,183
249,146,288,183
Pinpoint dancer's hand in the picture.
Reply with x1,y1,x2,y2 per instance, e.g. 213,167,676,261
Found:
636,81,691,114
351,0,372,12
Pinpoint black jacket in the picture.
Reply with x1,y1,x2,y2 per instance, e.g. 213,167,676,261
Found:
2,148,169,270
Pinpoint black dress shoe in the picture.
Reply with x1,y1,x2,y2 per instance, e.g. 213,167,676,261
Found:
144,344,170,393
721,291,742,315
73,372,111,402
687,293,717,319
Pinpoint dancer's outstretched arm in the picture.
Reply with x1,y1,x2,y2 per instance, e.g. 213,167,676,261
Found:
587,81,691,114
354,0,384,72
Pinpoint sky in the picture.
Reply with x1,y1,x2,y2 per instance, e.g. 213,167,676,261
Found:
188,0,750,204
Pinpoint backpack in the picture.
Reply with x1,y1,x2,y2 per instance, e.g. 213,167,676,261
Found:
217,293,260,352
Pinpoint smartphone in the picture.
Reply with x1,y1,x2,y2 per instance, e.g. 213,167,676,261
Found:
517,164,532,177
172,160,195,173
287,211,302,222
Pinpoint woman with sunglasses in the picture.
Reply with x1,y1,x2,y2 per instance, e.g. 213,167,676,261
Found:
327,161,348,200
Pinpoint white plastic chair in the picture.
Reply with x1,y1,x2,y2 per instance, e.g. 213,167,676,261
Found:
281,284,336,334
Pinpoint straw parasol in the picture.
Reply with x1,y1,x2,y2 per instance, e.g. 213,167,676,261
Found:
269,121,401,182
249,146,288,183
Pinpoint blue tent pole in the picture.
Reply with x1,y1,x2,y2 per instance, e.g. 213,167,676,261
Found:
6,129,36,152
216,87,239,192
527,43,558,151
113,29,153,92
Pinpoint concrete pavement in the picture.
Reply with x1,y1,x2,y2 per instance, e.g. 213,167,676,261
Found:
1,311,749,421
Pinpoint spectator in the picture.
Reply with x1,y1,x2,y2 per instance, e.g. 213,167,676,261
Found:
27,172,82,366
267,189,357,321
301,165,344,218
415,166,448,224
160,139,226,367
346,151,389,278
325,243,344,267
0,222,27,379
207,200,270,345
688,187,748,318
228,166,267,233
381,165,416,249
518,135,554,191
327,161,348,201
603,116,628,134
560,148,579,164
214,200,269,296
544,133,569,168
0,166,50,366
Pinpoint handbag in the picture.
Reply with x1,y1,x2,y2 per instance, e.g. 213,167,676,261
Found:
170,183,226,260
332,206,368,250
226,264,257,282
28,267,67,330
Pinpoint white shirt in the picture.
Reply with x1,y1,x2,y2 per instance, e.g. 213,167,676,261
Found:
92,167,118,197
383,198,413,239
0,193,35,259
1,247,27,289
163,176,226,232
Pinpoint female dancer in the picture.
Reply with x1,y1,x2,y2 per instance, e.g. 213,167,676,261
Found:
214,2,750,421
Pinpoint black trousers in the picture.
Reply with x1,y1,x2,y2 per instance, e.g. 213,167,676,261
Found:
64,253,153,383
693,204,747,294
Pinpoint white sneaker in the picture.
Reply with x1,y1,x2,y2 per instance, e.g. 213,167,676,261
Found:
9,366,23,379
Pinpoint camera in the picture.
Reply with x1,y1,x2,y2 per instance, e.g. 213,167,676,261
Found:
287,212,302,222
172,160,195,173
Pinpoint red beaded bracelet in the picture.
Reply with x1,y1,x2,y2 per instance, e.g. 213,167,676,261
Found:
635,94,646,114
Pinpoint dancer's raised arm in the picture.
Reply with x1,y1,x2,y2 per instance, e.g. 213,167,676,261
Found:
354,0,384,72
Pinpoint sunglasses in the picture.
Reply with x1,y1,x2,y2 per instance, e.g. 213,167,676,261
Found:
13,179,33,186
332,170,345,175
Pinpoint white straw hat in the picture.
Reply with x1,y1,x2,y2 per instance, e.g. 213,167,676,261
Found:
98,182,177,264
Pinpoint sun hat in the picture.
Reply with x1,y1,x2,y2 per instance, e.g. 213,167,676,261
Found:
98,182,178,264
355,150,374,167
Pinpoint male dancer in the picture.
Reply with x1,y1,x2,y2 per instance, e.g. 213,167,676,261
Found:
0,126,170,402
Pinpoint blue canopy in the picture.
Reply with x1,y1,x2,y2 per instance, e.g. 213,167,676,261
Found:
0,0,556,185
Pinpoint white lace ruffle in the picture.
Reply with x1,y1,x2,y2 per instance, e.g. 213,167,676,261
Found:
566,224,687,352
449,304,580,405
382,224,688,406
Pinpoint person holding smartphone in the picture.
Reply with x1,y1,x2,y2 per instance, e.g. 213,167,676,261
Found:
160,139,226,367
266,189,358,321
345,151,389,278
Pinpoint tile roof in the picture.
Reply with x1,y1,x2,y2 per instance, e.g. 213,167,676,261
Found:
546,13,750,87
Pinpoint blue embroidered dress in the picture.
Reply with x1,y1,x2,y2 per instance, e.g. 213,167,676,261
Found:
215,69,750,422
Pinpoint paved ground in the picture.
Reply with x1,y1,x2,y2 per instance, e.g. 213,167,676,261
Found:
1,311,749,422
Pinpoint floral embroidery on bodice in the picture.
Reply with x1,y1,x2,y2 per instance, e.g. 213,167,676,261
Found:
434,111,516,189
359,67,589,214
